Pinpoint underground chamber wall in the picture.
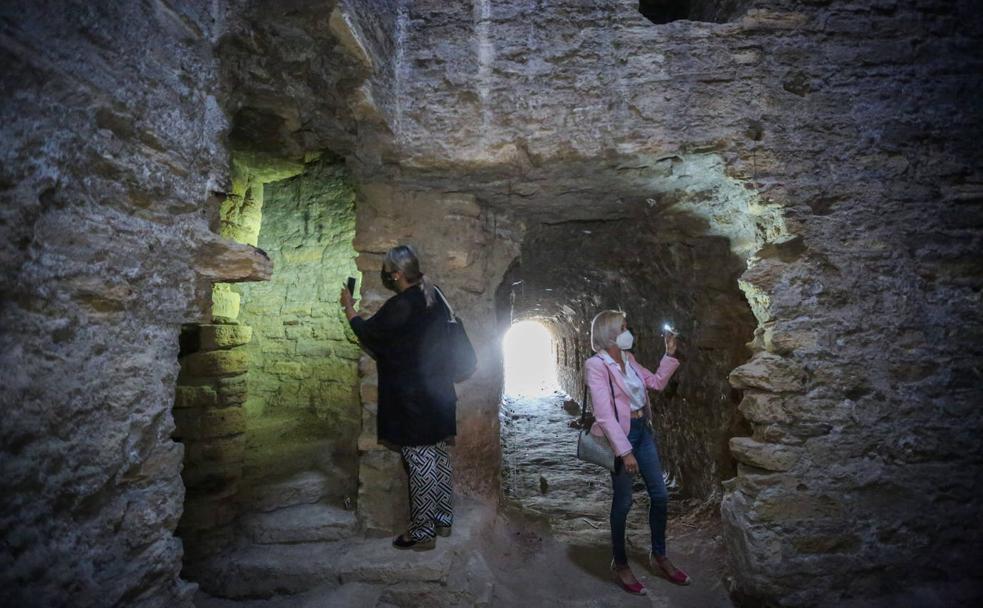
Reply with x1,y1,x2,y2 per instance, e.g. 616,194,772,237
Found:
172,158,361,581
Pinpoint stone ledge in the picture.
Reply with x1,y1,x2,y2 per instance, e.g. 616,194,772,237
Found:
730,352,806,393
242,502,357,544
243,470,331,513
194,232,273,283
730,437,802,472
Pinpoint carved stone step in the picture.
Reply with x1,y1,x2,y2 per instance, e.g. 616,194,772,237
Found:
242,470,330,513
195,582,383,608
190,500,492,601
242,502,357,544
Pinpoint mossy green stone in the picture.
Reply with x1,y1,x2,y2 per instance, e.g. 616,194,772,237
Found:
181,349,249,377
199,324,253,350
174,385,219,409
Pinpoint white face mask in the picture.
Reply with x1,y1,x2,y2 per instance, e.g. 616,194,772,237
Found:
615,330,634,351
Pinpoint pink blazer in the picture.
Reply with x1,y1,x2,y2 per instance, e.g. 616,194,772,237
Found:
586,352,680,457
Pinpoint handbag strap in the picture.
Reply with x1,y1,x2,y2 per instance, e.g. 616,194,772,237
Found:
433,285,456,323
581,355,619,426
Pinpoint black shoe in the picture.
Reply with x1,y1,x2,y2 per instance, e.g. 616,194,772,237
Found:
392,533,435,551
436,524,452,538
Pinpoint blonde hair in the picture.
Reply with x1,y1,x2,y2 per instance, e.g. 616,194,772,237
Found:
591,310,626,352
383,245,436,308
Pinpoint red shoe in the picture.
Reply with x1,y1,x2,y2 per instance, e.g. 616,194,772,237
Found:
651,554,691,585
611,560,647,595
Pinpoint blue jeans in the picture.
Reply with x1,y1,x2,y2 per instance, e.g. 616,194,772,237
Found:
610,418,668,564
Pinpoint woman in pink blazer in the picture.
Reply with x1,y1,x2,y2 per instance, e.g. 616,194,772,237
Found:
586,309,689,594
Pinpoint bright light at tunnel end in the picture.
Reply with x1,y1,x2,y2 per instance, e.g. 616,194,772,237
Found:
502,320,560,397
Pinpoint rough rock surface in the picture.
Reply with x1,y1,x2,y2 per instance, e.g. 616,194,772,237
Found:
377,0,983,605
0,2,232,606
3,0,983,606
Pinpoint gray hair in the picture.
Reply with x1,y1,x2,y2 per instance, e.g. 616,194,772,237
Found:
591,310,626,352
384,244,436,308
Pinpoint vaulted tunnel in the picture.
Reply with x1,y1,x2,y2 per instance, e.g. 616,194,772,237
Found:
492,159,760,534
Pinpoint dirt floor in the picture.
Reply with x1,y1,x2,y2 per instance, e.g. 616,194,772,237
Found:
495,392,734,607
195,392,734,607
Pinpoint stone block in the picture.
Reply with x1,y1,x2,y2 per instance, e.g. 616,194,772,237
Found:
358,358,377,376
211,287,241,321
355,252,385,272
174,384,218,409
753,492,844,523
310,358,357,381
173,406,246,441
194,233,273,283
199,324,253,350
438,192,481,218
730,353,806,393
242,502,357,544
359,380,378,404
357,449,409,537
312,323,346,341
181,349,249,377
216,375,248,407
738,391,789,424
295,338,330,356
244,470,330,512
357,431,379,452
284,325,312,340
271,361,306,379
282,304,313,316
763,325,819,355
730,437,802,472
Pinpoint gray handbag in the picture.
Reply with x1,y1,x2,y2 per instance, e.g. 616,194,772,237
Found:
576,362,620,472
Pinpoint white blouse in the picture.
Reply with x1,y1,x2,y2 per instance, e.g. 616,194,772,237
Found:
598,351,647,411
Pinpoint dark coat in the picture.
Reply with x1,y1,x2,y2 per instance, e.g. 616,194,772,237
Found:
349,285,457,446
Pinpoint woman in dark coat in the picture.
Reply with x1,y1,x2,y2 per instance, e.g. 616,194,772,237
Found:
340,245,457,550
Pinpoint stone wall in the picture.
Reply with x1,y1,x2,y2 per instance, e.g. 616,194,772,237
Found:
3,0,981,605
234,160,361,507
0,2,255,607
383,0,983,604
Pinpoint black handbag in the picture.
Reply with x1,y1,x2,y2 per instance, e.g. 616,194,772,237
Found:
576,361,620,471
434,287,477,383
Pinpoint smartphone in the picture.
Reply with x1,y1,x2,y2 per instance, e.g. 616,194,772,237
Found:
346,277,357,293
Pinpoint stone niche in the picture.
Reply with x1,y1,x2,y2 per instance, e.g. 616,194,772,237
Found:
174,157,362,589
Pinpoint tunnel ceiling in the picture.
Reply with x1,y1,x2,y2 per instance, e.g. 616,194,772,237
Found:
390,151,781,264
218,0,381,166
